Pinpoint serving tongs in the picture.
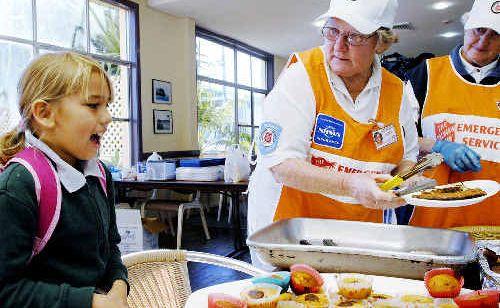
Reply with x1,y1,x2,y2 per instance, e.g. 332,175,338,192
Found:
380,153,444,191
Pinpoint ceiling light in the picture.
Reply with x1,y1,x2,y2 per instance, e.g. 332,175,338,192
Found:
432,1,454,10
313,20,325,28
440,31,460,38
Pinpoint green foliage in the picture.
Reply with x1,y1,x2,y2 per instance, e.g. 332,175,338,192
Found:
89,6,120,57
197,87,236,152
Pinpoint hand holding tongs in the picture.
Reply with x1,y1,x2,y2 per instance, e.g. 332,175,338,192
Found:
380,153,444,191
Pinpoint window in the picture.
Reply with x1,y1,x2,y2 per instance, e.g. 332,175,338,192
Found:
0,0,140,167
196,28,273,154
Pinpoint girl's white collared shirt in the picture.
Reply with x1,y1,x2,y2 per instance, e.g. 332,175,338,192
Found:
25,131,104,193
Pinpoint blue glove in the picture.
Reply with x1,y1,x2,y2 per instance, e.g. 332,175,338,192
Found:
432,140,482,172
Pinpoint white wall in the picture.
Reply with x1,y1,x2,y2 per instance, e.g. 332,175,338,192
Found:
134,0,284,154
133,0,198,153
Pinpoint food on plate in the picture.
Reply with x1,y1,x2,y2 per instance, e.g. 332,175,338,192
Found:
329,294,365,307
277,293,294,302
240,283,282,308
336,274,373,299
414,184,486,200
371,298,405,308
294,293,329,307
453,289,500,307
367,293,393,304
290,264,324,295
399,294,434,306
424,268,463,298
434,298,458,308
276,301,305,308
208,293,247,308
252,272,291,293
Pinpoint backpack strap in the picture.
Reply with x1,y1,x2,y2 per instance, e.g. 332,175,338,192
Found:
96,161,107,198
7,147,62,261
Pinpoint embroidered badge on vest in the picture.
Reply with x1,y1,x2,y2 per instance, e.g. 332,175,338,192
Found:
313,114,345,149
258,122,282,155
434,120,456,141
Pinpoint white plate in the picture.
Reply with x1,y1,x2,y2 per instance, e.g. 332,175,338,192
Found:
185,273,472,308
403,180,499,207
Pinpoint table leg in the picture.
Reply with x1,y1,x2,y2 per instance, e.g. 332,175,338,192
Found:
225,191,249,258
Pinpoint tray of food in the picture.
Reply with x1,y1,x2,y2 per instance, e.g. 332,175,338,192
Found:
403,180,499,207
247,218,477,279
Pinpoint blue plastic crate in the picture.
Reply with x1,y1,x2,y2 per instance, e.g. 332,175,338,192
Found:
179,158,225,167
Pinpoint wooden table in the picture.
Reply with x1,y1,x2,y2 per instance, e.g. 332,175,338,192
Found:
113,180,249,258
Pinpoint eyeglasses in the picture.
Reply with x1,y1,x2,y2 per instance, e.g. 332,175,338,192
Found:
471,27,499,38
321,26,376,46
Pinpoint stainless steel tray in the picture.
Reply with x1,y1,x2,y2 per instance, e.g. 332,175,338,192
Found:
247,218,477,279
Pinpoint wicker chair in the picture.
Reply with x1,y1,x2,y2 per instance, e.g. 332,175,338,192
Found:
122,249,267,308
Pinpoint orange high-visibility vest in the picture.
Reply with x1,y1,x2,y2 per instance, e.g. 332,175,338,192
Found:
273,47,404,223
410,55,500,228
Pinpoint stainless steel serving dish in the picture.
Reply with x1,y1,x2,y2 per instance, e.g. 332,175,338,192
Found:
247,218,477,279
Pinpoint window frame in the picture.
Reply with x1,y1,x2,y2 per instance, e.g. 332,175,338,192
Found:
0,0,141,164
195,27,274,150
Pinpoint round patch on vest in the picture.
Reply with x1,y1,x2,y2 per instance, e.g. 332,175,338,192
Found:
492,1,500,13
258,122,282,155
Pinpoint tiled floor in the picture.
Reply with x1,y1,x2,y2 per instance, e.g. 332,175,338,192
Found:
158,202,252,292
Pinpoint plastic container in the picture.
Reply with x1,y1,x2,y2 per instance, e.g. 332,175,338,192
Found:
179,158,225,167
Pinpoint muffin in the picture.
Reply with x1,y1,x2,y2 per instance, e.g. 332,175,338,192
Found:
424,268,463,298
240,283,282,308
208,293,247,308
289,264,324,295
252,272,291,293
294,293,330,308
336,274,373,300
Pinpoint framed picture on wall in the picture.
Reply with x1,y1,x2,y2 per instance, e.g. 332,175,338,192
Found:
153,109,173,134
152,79,172,104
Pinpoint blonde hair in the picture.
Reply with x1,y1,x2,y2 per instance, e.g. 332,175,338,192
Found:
375,28,399,54
0,52,113,165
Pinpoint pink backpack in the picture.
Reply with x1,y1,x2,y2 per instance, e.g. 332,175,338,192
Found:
3,147,107,261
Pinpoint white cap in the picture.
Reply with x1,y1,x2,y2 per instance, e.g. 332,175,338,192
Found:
465,0,500,33
315,0,399,35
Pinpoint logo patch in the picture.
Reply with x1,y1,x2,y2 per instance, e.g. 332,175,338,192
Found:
492,1,500,13
258,122,282,155
434,120,456,141
313,114,345,149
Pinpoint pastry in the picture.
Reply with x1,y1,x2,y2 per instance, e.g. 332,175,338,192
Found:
294,293,329,307
336,274,373,300
424,268,463,298
252,272,291,293
208,293,247,308
240,283,282,308
289,264,324,295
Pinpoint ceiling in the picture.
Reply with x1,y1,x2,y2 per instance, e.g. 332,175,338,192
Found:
148,0,474,58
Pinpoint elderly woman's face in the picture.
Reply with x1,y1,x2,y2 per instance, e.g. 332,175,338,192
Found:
462,28,499,67
323,18,378,79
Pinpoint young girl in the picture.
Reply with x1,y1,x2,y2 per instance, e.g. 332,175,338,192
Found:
0,52,128,308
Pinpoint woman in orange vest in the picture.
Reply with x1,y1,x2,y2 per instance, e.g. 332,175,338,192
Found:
406,0,499,228
248,0,419,268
